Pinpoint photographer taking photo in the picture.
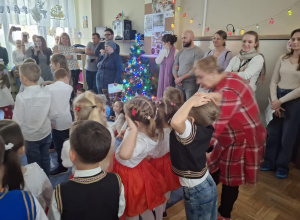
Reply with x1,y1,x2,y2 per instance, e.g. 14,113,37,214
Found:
9,26,36,55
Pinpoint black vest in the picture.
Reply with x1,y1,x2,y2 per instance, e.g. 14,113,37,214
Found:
170,122,214,179
55,172,121,220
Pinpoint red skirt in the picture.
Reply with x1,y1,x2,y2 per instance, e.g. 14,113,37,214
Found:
113,157,167,217
0,106,13,119
150,153,181,192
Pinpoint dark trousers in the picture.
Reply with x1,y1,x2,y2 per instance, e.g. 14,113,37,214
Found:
52,129,69,168
85,69,98,93
211,170,239,218
71,69,81,86
25,134,52,176
264,98,300,173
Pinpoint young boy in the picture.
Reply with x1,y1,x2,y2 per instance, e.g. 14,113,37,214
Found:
13,62,57,176
48,120,125,220
170,93,220,220
46,68,73,176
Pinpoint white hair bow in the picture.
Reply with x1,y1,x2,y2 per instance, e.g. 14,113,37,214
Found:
5,143,14,151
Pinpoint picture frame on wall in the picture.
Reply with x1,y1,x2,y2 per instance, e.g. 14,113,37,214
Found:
83,16,88,28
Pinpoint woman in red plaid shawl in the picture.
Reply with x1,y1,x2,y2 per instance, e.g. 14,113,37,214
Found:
193,56,266,220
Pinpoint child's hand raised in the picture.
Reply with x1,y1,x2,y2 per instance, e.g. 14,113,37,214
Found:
190,93,211,107
125,115,137,132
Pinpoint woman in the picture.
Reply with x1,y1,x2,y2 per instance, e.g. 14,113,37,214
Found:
225,31,265,92
204,30,232,70
262,28,300,179
194,56,266,220
53,33,83,87
12,40,24,89
96,40,122,106
155,34,178,99
26,36,53,81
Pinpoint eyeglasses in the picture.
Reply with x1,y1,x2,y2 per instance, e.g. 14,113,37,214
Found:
104,34,112,36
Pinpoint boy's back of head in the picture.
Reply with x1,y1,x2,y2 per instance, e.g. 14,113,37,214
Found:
189,101,220,127
19,62,41,83
54,68,68,81
70,120,111,164
23,58,37,64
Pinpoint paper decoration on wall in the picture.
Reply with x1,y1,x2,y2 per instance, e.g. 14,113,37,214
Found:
76,31,82,39
6,6,10,13
14,5,20,14
50,5,65,20
153,13,165,32
0,6,4,13
83,16,88,28
46,27,56,37
144,14,153,37
151,31,173,55
115,11,127,21
22,6,28,14
164,10,174,18
152,0,174,13
31,1,47,22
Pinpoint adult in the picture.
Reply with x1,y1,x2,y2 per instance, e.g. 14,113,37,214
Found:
12,40,25,89
26,36,53,81
85,33,101,93
155,34,178,99
225,31,265,92
55,36,60,45
53,33,84,87
194,56,266,220
96,41,122,106
262,28,300,179
0,45,8,67
94,28,120,58
9,26,35,55
172,30,203,100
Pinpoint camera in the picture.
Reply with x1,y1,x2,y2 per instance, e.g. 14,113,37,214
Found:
12,26,21,31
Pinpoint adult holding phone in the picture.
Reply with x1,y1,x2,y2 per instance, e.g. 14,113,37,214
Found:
26,36,53,81
9,26,35,55
94,28,120,58
85,33,101,93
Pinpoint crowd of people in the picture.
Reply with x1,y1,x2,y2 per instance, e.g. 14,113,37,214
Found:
0,25,299,220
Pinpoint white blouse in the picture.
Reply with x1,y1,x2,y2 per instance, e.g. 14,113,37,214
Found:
150,127,171,159
0,86,14,107
58,44,79,70
110,113,125,134
12,49,25,66
23,162,53,210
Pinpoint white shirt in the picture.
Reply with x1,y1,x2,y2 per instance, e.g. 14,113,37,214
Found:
8,35,34,50
13,85,57,141
155,48,179,64
150,127,171,159
45,81,73,130
48,167,125,220
19,76,44,93
33,195,49,220
115,132,158,168
225,55,264,92
23,163,53,210
12,49,25,66
175,120,209,188
110,113,125,133
0,86,14,107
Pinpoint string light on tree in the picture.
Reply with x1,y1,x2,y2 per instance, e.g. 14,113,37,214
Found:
240,28,245,35
190,19,193,24
183,12,186,17
228,31,232,36
288,9,292,16
171,23,174,28
177,6,181,11
269,18,274,24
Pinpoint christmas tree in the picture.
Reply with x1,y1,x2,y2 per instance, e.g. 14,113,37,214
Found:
122,34,155,102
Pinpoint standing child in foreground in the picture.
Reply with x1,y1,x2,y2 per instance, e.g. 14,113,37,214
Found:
13,62,57,176
46,69,73,176
113,96,167,220
48,120,125,220
170,93,220,220
0,63,14,119
110,101,125,137
0,121,48,219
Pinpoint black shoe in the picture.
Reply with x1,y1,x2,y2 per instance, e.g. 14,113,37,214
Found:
163,211,167,218
50,167,69,176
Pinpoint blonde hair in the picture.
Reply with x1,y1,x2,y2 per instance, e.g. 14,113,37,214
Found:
59,32,71,46
193,56,223,74
189,102,220,127
125,96,158,138
73,91,107,127
19,62,41,82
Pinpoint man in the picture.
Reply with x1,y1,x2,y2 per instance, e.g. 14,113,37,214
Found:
9,26,35,55
173,30,203,100
85,33,101,93
94,28,120,57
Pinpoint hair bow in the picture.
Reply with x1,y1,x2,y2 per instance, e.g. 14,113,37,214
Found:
132,108,137,116
75,107,80,112
170,102,176,106
5,143,14,151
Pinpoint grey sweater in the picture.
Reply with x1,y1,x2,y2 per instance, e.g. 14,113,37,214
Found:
172,46,203,80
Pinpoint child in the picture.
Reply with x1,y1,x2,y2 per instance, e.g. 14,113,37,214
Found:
61,91,115,173
110,101,125,137
48,120,125,220
50,53,72,86
0,64,14,119
76,88,85,96
170,93,220,220
163,86,184,108
0,120,48,219
13,62,57,176
46,68,73,176
149,99,181,219
113,96,167,220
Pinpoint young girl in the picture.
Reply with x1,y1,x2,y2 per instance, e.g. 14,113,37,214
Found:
61,91,115,173
0,64,14,119
110,101,125,137
113,96,167,220
149,99,181,219
50,53,72,86
0,120,49,219
163,86,184,109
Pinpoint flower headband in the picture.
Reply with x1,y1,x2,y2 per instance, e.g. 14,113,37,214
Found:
5,143,14,151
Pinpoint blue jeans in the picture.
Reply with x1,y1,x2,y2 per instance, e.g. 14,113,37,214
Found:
25,134,52,176
85,69,98,93
15,77,21,90
183,174,218,220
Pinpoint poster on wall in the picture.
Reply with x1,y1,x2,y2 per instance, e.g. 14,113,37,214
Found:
164,10,174,18
144,14,153,37
83,16,88,28
152,0,174,13
151,31,173,55
153,13,164,32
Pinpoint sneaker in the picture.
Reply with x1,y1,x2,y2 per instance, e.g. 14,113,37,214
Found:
275,170,288,179
163,211,167,218
50,167,69,176
260,163,274,171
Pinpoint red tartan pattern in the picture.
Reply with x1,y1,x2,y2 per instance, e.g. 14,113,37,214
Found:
208,73,266,186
